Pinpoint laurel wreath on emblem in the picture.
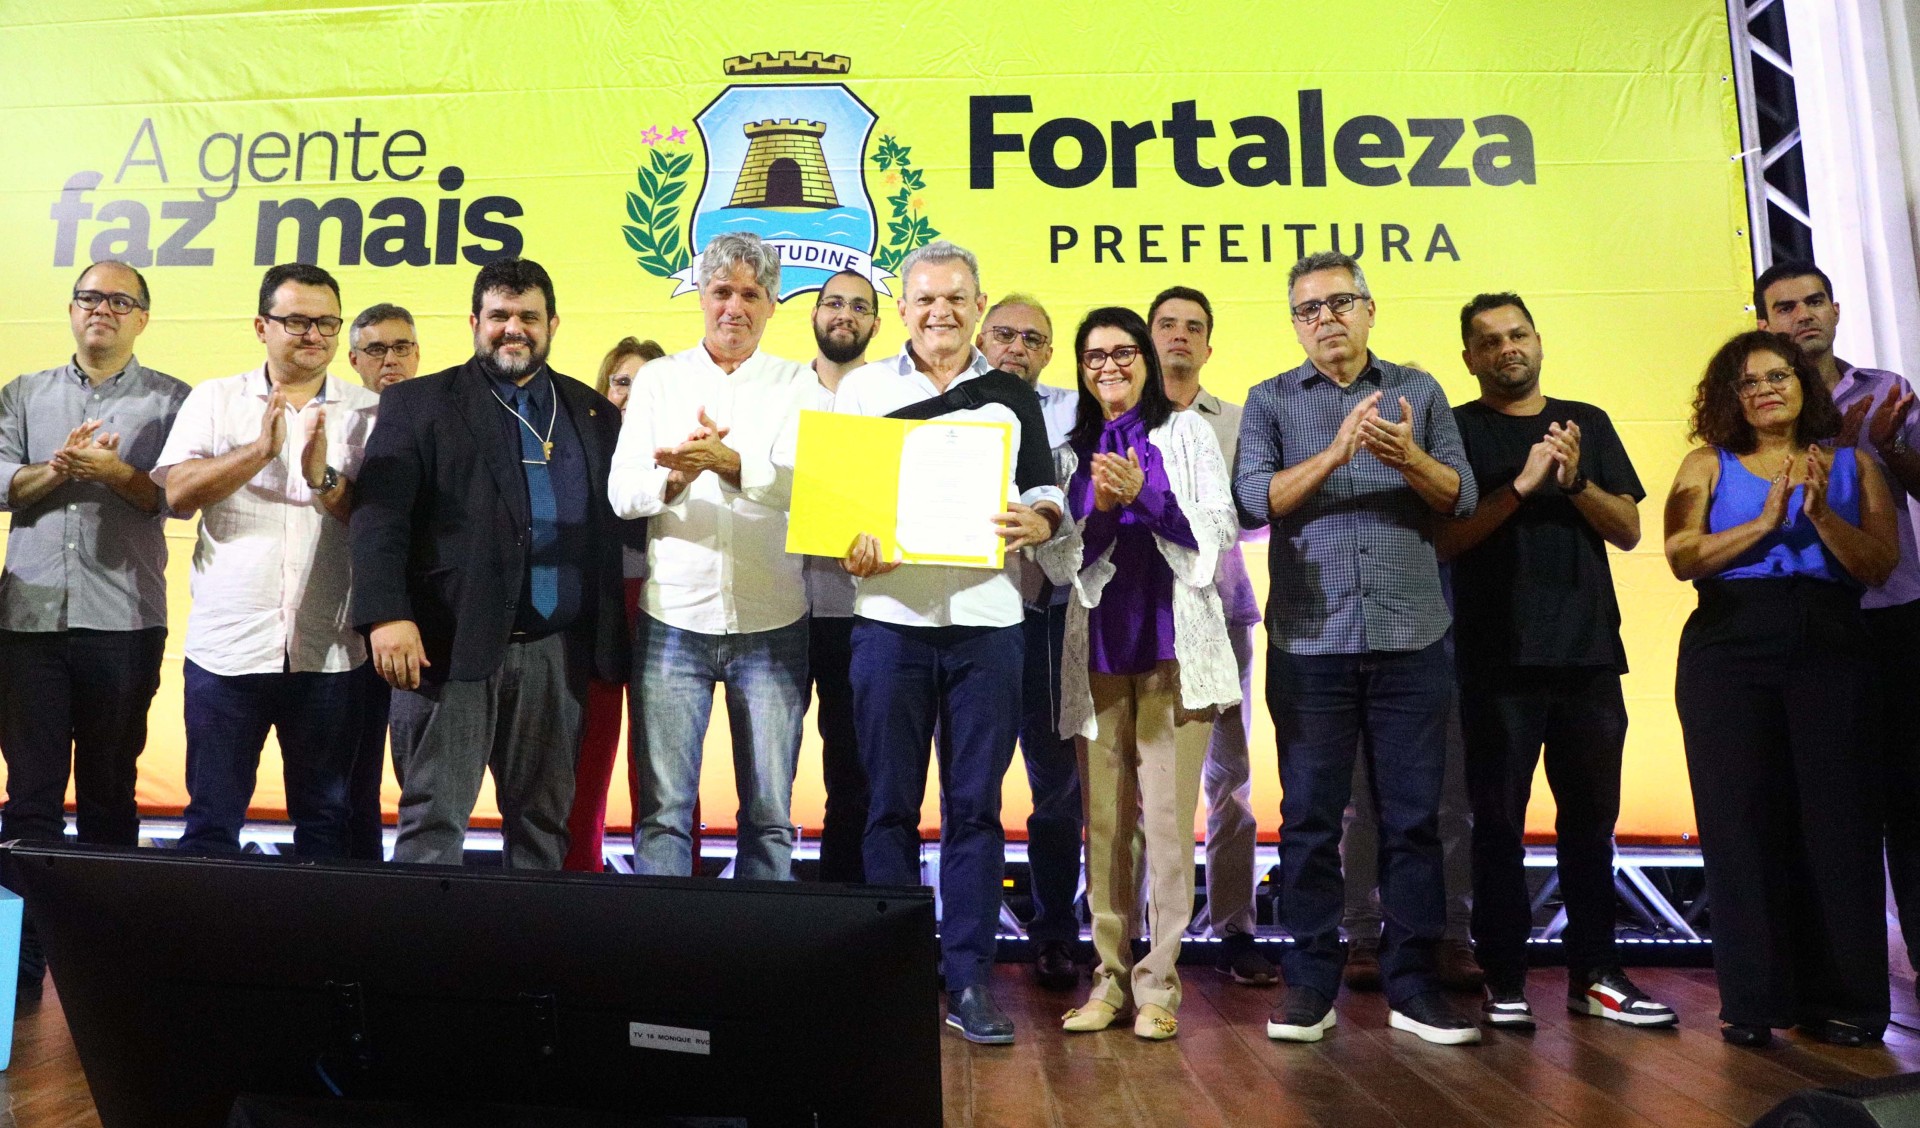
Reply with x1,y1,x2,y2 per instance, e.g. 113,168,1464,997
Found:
624,148,694,279
869,135,937,273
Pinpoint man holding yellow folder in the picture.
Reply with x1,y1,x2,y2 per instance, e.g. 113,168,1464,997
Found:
833,241,1064,1045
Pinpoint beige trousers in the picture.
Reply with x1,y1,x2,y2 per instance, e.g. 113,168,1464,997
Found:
1080,661,1211,1014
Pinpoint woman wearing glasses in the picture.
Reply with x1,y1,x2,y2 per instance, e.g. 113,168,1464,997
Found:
1665,330,1897,1047
562,336,665,872
1037,307,1239,1040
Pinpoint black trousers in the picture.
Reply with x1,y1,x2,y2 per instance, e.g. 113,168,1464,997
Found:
1460,664,1625,989
1675,578,1887,1030
1865,598,1920,970
348,660,391,861
809,615,866,883
0,627,165,845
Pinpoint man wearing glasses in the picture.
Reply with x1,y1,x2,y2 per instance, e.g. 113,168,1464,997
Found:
974,294,1085,994
0,261,187,996
1235,251,1481,1045
338,302,421,860
807,269,882,883
153,263,379,857
347,303,421,395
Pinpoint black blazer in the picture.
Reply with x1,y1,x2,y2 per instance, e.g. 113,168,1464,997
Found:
351,358,632,684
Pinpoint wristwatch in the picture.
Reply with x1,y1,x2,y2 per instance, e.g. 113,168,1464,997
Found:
315,465,340,494
1562,472,1589,496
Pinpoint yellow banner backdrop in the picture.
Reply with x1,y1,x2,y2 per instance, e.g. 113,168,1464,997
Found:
0,1,1751,840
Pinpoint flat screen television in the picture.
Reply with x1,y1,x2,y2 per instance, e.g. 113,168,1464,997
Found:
6,843,941,1127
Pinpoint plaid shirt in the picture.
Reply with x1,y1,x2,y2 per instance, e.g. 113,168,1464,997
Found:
1232,354,1476,655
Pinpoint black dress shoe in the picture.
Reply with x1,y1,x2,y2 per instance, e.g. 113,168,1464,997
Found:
1721,1022,1772,1047
1032,940,1078,991
946,986,1016,1045
1343,940,1382,992
1436,940,1486,993
1799,1020,1882,1047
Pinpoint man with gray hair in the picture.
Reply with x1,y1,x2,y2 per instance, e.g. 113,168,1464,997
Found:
836,240,1063,1043
609,231,811,881
340,301,421,860
974,292,1084,993
347,303,420,394
1235,251,1480,1045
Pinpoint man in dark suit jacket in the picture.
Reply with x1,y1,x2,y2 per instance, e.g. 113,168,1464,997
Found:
351,258,628,869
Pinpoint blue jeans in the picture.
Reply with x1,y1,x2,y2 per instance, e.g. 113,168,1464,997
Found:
852,618,1021,992
630,614,808,881
1268,640,1451,1006
1018,603,1083,943
179,659,357,857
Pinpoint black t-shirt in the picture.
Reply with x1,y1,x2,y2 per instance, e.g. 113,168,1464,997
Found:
1450,397,1645,672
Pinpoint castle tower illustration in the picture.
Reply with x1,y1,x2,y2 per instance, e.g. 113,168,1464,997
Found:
727,119,840,210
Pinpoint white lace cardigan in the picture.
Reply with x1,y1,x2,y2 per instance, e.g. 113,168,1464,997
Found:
1033,409,1243,740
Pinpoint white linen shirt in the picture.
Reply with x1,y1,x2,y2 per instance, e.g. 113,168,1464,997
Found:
833,343,1066,629
607,342,810,635
152,368,378,676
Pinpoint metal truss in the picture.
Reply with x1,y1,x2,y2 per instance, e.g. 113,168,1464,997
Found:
136,822,1713,954
1729,0,1816,274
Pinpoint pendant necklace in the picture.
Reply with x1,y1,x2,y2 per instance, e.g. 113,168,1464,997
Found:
491,384,557,462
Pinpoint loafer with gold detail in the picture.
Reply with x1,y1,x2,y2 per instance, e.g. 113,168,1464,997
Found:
1134,1003,1178,1041
1061,997,1126,1033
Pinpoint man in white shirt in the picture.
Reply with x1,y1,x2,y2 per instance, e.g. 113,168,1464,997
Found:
836,241,1063,1044
807,269,882,883
153,263,378,856
609,232,811,881
975,294,1084,993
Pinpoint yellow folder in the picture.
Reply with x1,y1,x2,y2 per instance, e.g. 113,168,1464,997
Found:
786,410,1013,569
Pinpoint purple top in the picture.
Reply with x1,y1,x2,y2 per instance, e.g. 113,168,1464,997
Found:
1068,406,1198,675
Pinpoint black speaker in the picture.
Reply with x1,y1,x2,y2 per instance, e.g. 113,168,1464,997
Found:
1752,1073,1920,1127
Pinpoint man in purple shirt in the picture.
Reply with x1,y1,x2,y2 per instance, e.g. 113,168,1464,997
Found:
1756,260,1920,985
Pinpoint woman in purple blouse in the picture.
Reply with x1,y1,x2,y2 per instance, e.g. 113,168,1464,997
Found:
1038,307,1240,1040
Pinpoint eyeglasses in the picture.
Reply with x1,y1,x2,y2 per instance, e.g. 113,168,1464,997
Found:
817,296,876,318
1736,369,1796,398
357,341,416,359
987,325,1050,350
1081,345,1142,369
1290,293,1369,323
264,313,344,337
72,290,146,316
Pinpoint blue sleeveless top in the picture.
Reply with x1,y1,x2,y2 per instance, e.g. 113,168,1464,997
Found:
1706,446,1860,584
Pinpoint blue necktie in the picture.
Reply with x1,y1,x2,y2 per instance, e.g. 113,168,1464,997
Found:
515,386,560,618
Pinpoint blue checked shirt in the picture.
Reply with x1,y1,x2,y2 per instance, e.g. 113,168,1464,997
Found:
1232,354,1477,655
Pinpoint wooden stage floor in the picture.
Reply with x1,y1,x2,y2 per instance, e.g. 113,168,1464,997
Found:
7,964,1920,1127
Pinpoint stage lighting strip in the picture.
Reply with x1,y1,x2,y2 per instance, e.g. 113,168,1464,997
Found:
114,818,1712,948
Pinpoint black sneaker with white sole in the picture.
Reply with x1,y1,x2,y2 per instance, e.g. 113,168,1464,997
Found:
1267,985,1336,1042
1568,969,1677,1027
1482,987,1535,1029
1389,990,1483,1044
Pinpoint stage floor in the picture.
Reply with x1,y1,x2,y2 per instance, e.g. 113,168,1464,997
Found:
945,963,1920,1127
9,965,1920,1127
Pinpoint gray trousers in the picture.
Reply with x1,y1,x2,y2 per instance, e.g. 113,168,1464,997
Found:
1195,622,1259,939
389,632,586,870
